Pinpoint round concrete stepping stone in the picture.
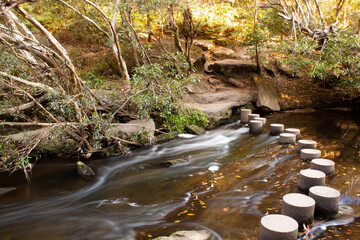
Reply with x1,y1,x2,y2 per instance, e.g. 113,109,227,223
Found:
240,109,252,124
279,133,296,144
300,149,321,161
310,158,335,176
309,186,340,219
298,140,317,152
248,113,260,121
298,169,326,192
249,120,263,134
281,193,315,226
285,128,301,139
260,214,298,240
270,123,284,136
254,117,267,126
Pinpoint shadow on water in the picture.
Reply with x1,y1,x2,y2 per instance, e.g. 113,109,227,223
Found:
0,110,359,239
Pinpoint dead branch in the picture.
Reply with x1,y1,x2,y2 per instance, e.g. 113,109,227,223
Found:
0,0,35,15
0,71,59,95
2,79,59,123
0,95,47,115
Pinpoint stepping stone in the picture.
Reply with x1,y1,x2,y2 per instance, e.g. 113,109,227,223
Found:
298,140,317,152
281,193,315,226
248,113,260,121
300,149,321,161
240,109,252,124
279,133,296,144
310,158,335,176
285,128,301,139
270,124,284,136
298,169,326,192
309,186,340,219
254,117,267,126
249,120,263,135
260,214,298,240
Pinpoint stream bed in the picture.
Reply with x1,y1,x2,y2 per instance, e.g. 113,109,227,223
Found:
0,110,360,240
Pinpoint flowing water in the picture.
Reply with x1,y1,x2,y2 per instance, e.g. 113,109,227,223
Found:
0,110,360,240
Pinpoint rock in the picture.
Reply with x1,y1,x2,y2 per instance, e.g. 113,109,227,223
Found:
254,76,280,112
186,90,255,122
159,159,188,167
194,40,215,51
155,230,211,240
212,47,235,58
76,161,95,177
109,119,155,139
155,132,179,143
208,59,257,76
187,125,206,135
193,53,207,72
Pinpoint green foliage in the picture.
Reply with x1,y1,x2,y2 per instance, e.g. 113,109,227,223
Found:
130,56,208,132
162,108,209,132
275,32,360,89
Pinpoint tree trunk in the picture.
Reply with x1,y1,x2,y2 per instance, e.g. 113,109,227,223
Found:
168,5,184,53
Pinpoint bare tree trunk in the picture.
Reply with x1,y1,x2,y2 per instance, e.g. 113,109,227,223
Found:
183,7,195,71
119,3,151,65
109,0,130,81
147,13,152,42
168,4,184,53
254,0,262,74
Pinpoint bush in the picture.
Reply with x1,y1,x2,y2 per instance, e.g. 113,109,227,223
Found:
130,56,208,132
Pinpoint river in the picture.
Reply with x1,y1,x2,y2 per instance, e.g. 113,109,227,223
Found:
0,110,359,240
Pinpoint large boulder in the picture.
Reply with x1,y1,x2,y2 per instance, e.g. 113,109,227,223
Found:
109,119,155,139
212,47,235,58
186,90,255,122
208,59,257,76
254,76,280,112
155,230,211,240
194,40,215,51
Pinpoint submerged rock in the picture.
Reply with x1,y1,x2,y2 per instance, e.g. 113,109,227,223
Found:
155,230,211,240
159,159,188,168
76,161,95,177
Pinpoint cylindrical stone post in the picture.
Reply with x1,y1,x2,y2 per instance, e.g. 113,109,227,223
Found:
300,149,322,161
254,117,267,126
309,186,340,219
285,128,301,139
298,140,317,153
270,124,284,136
241,109,252,124
281,193,315,226
310,158,335,176
260,214,298,240
279,133,296,144
298,169,326,192
248,113,260,121
249,120,263,135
